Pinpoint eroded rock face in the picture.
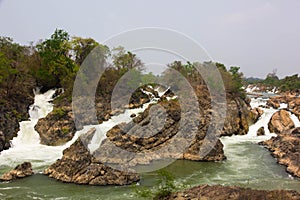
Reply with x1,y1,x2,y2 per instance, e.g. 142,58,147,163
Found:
163,184,300,200
268,110,295,134
0,162,33,181
44,128,139,185
261,129,300,178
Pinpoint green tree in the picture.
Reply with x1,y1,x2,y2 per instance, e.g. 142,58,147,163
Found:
71,37,100,66
0,37,26,96
112,46,143,70
36,29,77,90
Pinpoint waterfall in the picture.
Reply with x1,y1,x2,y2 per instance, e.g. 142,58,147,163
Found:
0,86,169,171
221,95,300,149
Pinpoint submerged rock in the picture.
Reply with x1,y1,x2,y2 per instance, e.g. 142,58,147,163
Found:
44,128,139,185
164,184,300,200
268,110,295,134
0,162,33,181
261,128,300,178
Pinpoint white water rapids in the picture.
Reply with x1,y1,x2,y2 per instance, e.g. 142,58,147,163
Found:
0,89,299,172
0,87,169,171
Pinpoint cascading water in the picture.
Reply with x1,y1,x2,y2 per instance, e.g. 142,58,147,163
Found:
0,86,169,171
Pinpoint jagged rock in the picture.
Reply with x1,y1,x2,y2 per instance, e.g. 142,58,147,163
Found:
0,162,33,181
257,127,265,136
250,107,264,123
164,184,300,200
261,129,300,178
44,128,139,185
268,110,295,134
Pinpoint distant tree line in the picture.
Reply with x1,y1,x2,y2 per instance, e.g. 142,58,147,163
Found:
244,71,300,92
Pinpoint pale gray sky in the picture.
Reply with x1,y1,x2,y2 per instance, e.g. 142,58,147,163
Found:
0,0,299,78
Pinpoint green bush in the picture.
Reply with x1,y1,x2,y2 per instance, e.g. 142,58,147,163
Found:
135,170,178,199
52,107,66,119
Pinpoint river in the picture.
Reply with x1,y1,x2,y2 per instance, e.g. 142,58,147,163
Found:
0,91,299,199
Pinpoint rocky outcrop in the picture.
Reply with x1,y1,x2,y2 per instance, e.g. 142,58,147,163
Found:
0,162,33,181
44,128,139,185
220,97,252,136
35,106,76,146
260,128,300,178
268,110,295,134
0,76,35,152
92,97,226,167
257,126,265,136
163,184,300,200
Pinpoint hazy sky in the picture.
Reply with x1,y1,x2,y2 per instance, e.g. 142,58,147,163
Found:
0,0,299,78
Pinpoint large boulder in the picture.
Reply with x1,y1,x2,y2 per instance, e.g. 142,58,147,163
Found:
44,128,139,185
0,162,33,181
268,110,295,134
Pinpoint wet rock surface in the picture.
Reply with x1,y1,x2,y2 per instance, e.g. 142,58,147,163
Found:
0,162,33,181
163,184,300,200
44,128,139,185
